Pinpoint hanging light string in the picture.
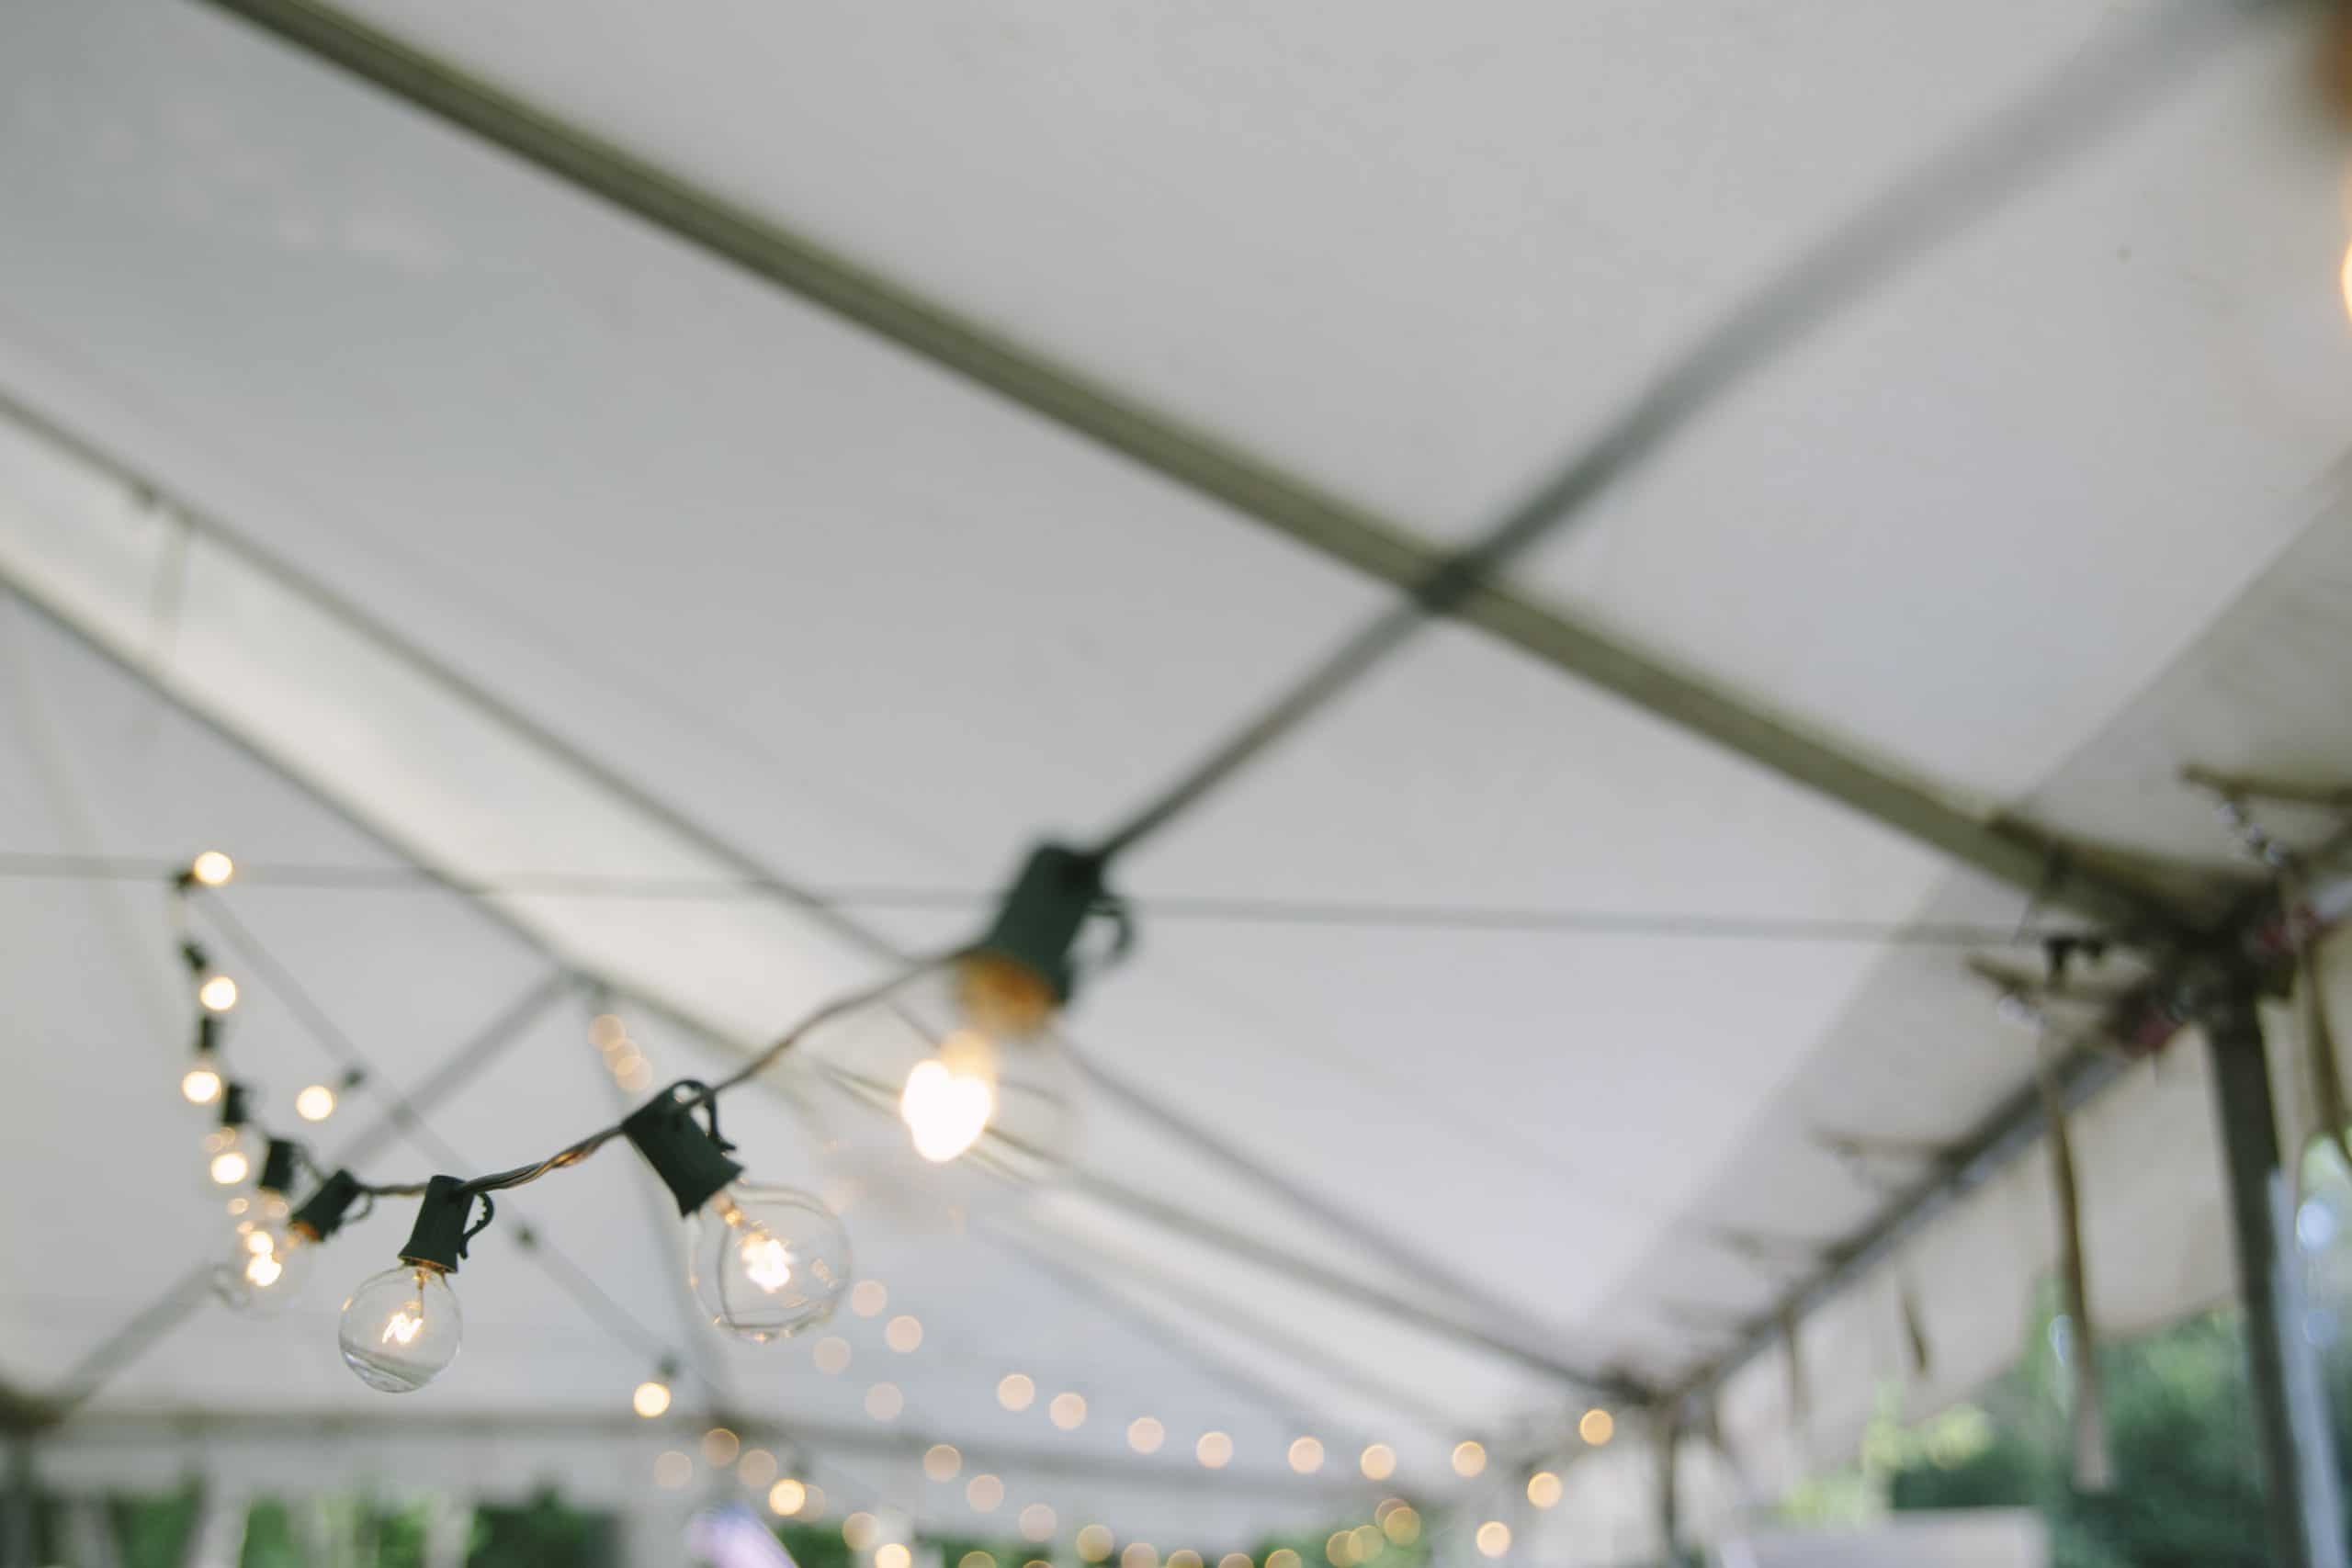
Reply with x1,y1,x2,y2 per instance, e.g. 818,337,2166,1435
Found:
166,857,1485,1560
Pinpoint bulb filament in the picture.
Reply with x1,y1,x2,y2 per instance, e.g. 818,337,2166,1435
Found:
899,1032,998,1163
720,1200,797,1292
382,1303,424,1346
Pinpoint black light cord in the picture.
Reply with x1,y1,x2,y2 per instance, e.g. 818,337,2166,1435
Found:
187,867,931,1207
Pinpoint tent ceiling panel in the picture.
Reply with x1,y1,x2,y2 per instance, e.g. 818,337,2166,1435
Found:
4,0,2348,1548
322,0,2219,539
229,0,2352,818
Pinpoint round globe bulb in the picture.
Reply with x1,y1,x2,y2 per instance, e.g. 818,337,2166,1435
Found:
198,975,239,1013
189,851,235,887
633,1379,673,1418
684,1183,851,1342
339,1263,462,1393
295,1084,337,1122
209,1149,250,1187
181,1066,223,1105
213,1224,310,1315
792,955,1077,1226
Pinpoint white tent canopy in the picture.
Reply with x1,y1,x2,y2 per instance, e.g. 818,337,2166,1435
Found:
3,0,2352,1562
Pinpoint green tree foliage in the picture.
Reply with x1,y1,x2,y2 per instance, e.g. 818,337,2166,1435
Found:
467,1488,617,1568
776,1519,857,1568
1884,1306,2340,1566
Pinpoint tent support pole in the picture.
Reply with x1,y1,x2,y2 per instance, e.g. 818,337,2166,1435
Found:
1656,1411,1682,1568
2207,991,2346,1568
2,1434,34,1568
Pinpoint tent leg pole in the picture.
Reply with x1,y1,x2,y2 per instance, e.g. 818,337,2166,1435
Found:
3,1435,34,1568
2208,993,2346,1568
1657,1411,1684,1568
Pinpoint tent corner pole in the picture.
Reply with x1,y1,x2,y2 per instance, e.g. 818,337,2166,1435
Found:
1,1432,34,1568
2207,990,2347,1568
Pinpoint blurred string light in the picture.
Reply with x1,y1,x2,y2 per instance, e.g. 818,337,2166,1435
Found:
154,832,1132,1393
631,1375,673,1418
159,823,1592,1529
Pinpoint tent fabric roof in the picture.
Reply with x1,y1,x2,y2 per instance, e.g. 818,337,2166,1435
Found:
3,0,2351,1561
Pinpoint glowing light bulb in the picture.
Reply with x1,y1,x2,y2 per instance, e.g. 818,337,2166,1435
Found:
339,1263,461,1393
198,974,239,1012
1578,1407,1615,1446
182,1065,223,1105
685,1185,849,1342
209,1148,250,1186
797,930,1086,1227
899,1039,998,1163
1527,1472,1562,1508
296,1084,337,1122
1359,1444,1396,1480
189,851,235,887
769,1478,808,1517
633,1379,673,1418
1452,1439,1487,1477
1474,1523,1510,1560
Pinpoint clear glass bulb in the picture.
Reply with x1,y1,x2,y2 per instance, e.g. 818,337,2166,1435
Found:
213,1218,310,1315
684,1183,850,1343
339,1263,462,1393
181,1061,223,1106
794,954,1078,1226
203,1124,254,1191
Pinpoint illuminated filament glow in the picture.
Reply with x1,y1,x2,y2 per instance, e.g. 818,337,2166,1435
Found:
245,1253,284,1287
181,1067,223,1105
720,1201,797,1292
741,1231,797,1292
382,1307,424,1346
198,975,239,1012
209,1151,250,1186
899,1033,997,1163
